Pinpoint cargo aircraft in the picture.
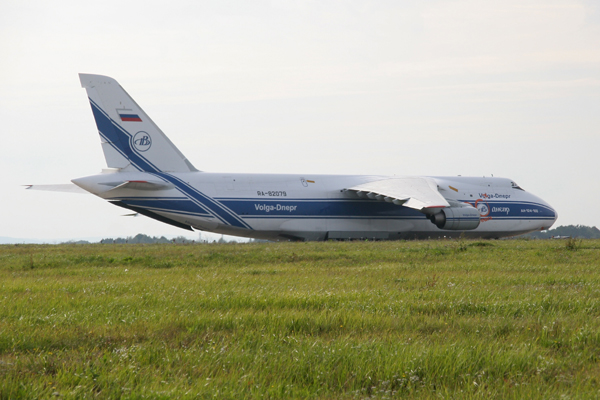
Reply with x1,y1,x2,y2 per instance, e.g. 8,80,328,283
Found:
28,74,557,241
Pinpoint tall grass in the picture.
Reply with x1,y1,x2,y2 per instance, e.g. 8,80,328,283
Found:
1,240,599,398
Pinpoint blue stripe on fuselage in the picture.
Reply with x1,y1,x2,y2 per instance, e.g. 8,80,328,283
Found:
461,199,556,220
219,198,424,218
107,195,555,223
218,198,556,220
153,173,252,229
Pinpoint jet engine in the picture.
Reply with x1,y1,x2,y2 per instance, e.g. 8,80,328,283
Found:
427,201,480,230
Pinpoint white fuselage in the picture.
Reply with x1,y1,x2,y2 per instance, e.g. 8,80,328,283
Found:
72,74,557,241
73,171,557,241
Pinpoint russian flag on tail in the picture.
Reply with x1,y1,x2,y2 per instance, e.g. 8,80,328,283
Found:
117,108,142,122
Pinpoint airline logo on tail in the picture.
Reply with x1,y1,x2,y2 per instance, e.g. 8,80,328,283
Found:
117,108,142,122
133,131,152,152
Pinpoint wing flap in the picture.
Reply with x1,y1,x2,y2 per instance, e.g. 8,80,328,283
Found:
345,177,449,211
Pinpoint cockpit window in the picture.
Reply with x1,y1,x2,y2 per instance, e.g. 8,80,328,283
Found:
511,181,525,191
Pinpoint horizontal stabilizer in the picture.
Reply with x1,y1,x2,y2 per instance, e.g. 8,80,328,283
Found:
345,177,449,211
104,180,174,192
24,184,88,194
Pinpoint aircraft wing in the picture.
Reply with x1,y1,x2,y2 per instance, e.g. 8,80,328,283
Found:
24,184,88,194
344,177,449,211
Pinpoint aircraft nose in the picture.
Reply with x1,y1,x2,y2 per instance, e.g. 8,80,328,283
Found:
540,201,558,231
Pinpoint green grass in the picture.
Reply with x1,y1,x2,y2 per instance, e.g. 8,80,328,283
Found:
1,239,599,399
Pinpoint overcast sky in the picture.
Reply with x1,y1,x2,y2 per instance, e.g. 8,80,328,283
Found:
1,0,599,242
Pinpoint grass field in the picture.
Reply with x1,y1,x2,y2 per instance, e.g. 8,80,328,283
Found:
1,239,599,399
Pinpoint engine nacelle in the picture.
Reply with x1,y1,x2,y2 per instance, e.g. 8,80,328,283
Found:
428,205,480,230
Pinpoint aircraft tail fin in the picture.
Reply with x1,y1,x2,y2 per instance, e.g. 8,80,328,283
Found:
79,74,198,173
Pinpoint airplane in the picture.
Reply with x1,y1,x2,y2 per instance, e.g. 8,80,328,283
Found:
28,74,557,241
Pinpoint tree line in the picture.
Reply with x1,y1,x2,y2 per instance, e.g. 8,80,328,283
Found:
519,225,600,239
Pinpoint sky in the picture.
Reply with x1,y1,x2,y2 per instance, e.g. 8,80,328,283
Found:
1,0,599,242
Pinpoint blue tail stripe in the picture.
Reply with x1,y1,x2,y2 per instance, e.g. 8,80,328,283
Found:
90,102,133,160
97,131,142,172
90,99,159,173
89,98,251,230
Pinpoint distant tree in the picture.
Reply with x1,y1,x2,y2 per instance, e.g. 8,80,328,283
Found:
520,225,600,239
99,234,193,244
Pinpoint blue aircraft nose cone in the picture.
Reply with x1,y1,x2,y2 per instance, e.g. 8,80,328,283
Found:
541,204,558,231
